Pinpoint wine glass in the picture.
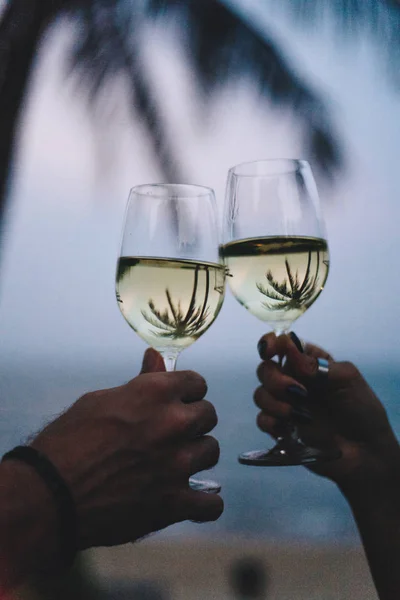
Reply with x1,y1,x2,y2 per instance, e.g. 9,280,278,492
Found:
221,159,333,467
116,183,226,491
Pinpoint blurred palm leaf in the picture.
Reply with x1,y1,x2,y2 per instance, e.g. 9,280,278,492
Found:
69,0,343,181
278,0,400,35
277,0,400,85
2,0,399,253
70,0,184,182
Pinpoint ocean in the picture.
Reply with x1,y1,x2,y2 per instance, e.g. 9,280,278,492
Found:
1,357,399,544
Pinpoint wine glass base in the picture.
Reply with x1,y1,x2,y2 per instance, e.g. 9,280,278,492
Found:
238,445,341,467
189,476,221,493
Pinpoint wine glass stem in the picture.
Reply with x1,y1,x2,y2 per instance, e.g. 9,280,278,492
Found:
275,328,302,444
160,352,179,372
159,349,221,493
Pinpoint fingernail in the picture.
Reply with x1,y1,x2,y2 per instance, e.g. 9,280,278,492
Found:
287,385,308,400
290,332,304,354
257,339,267,359
291,407,313,424
287,385,312,423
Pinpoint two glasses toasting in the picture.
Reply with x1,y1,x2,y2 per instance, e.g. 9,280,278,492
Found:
116,160,330,480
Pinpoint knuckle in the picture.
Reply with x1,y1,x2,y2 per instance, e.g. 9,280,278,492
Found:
76,390,102,410
253,386,265,408
175,446,193,474
80,389,103,403
338,361,361,383
202,401,218,429
189,400,218,436
257,411,272,433
169,404,191,436
183,371,208,396
256,411,266,430
256,362,266,383
77,391,93,404
203,435,220,462
151,374,172,395
138,373,176,402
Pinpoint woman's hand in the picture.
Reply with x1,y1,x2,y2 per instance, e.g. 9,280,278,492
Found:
255,332,400,600
255,333,400,494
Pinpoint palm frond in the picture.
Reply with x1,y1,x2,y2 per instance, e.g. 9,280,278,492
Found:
0,0,64,247
147,0,342,178
266,271,290,298
70,0,184,182
277,0,400,86
141,264,211,339
68,0,343,181
256,282,290,304
278,0,400,35
257,251,322,312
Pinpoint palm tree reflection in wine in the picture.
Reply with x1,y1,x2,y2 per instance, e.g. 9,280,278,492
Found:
257,251,321,312
141,265,210,340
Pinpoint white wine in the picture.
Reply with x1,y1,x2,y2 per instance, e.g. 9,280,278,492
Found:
116,257,225,351
220,236,329,332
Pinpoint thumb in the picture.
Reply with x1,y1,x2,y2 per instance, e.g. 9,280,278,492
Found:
286,340,320,379
140,348,166,374
285,337,335,388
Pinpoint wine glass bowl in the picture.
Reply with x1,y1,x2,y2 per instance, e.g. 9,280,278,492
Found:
221,159,333,467
222,235,329,336
117,256,225,354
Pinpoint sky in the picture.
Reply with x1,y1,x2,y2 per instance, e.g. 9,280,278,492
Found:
1,2,400,371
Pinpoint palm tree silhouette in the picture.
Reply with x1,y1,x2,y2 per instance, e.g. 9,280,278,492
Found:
140,264,213,340
0,0,399,261
257,252,321,313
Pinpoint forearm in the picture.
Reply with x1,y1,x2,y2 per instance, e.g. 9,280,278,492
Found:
340,450,400,600
0,460,58,592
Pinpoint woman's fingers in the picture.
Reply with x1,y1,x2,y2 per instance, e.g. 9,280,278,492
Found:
256,412,279,437
254,386,291,418
303,342,334,362
257,333,290,361
256,360,307,398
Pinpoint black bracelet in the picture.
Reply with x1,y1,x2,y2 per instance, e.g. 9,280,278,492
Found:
2,445,77,569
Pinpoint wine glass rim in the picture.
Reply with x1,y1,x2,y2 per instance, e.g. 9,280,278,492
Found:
228,158,310,177
129,183,215,199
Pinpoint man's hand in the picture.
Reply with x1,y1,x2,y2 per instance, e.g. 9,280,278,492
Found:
31,348,223,551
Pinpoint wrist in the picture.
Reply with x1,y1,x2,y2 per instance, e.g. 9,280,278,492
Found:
338,439,400,508
0,458,60,589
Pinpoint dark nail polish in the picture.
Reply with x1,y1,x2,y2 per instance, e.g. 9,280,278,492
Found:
287,385,309,416
292,407,313,424
287,385,308,400
257,339,267,359
290,332,304,354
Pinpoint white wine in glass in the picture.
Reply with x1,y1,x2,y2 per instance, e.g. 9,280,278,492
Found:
117,257,225,358
116,184,225,490
221,159,335,467
222,236,329,334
